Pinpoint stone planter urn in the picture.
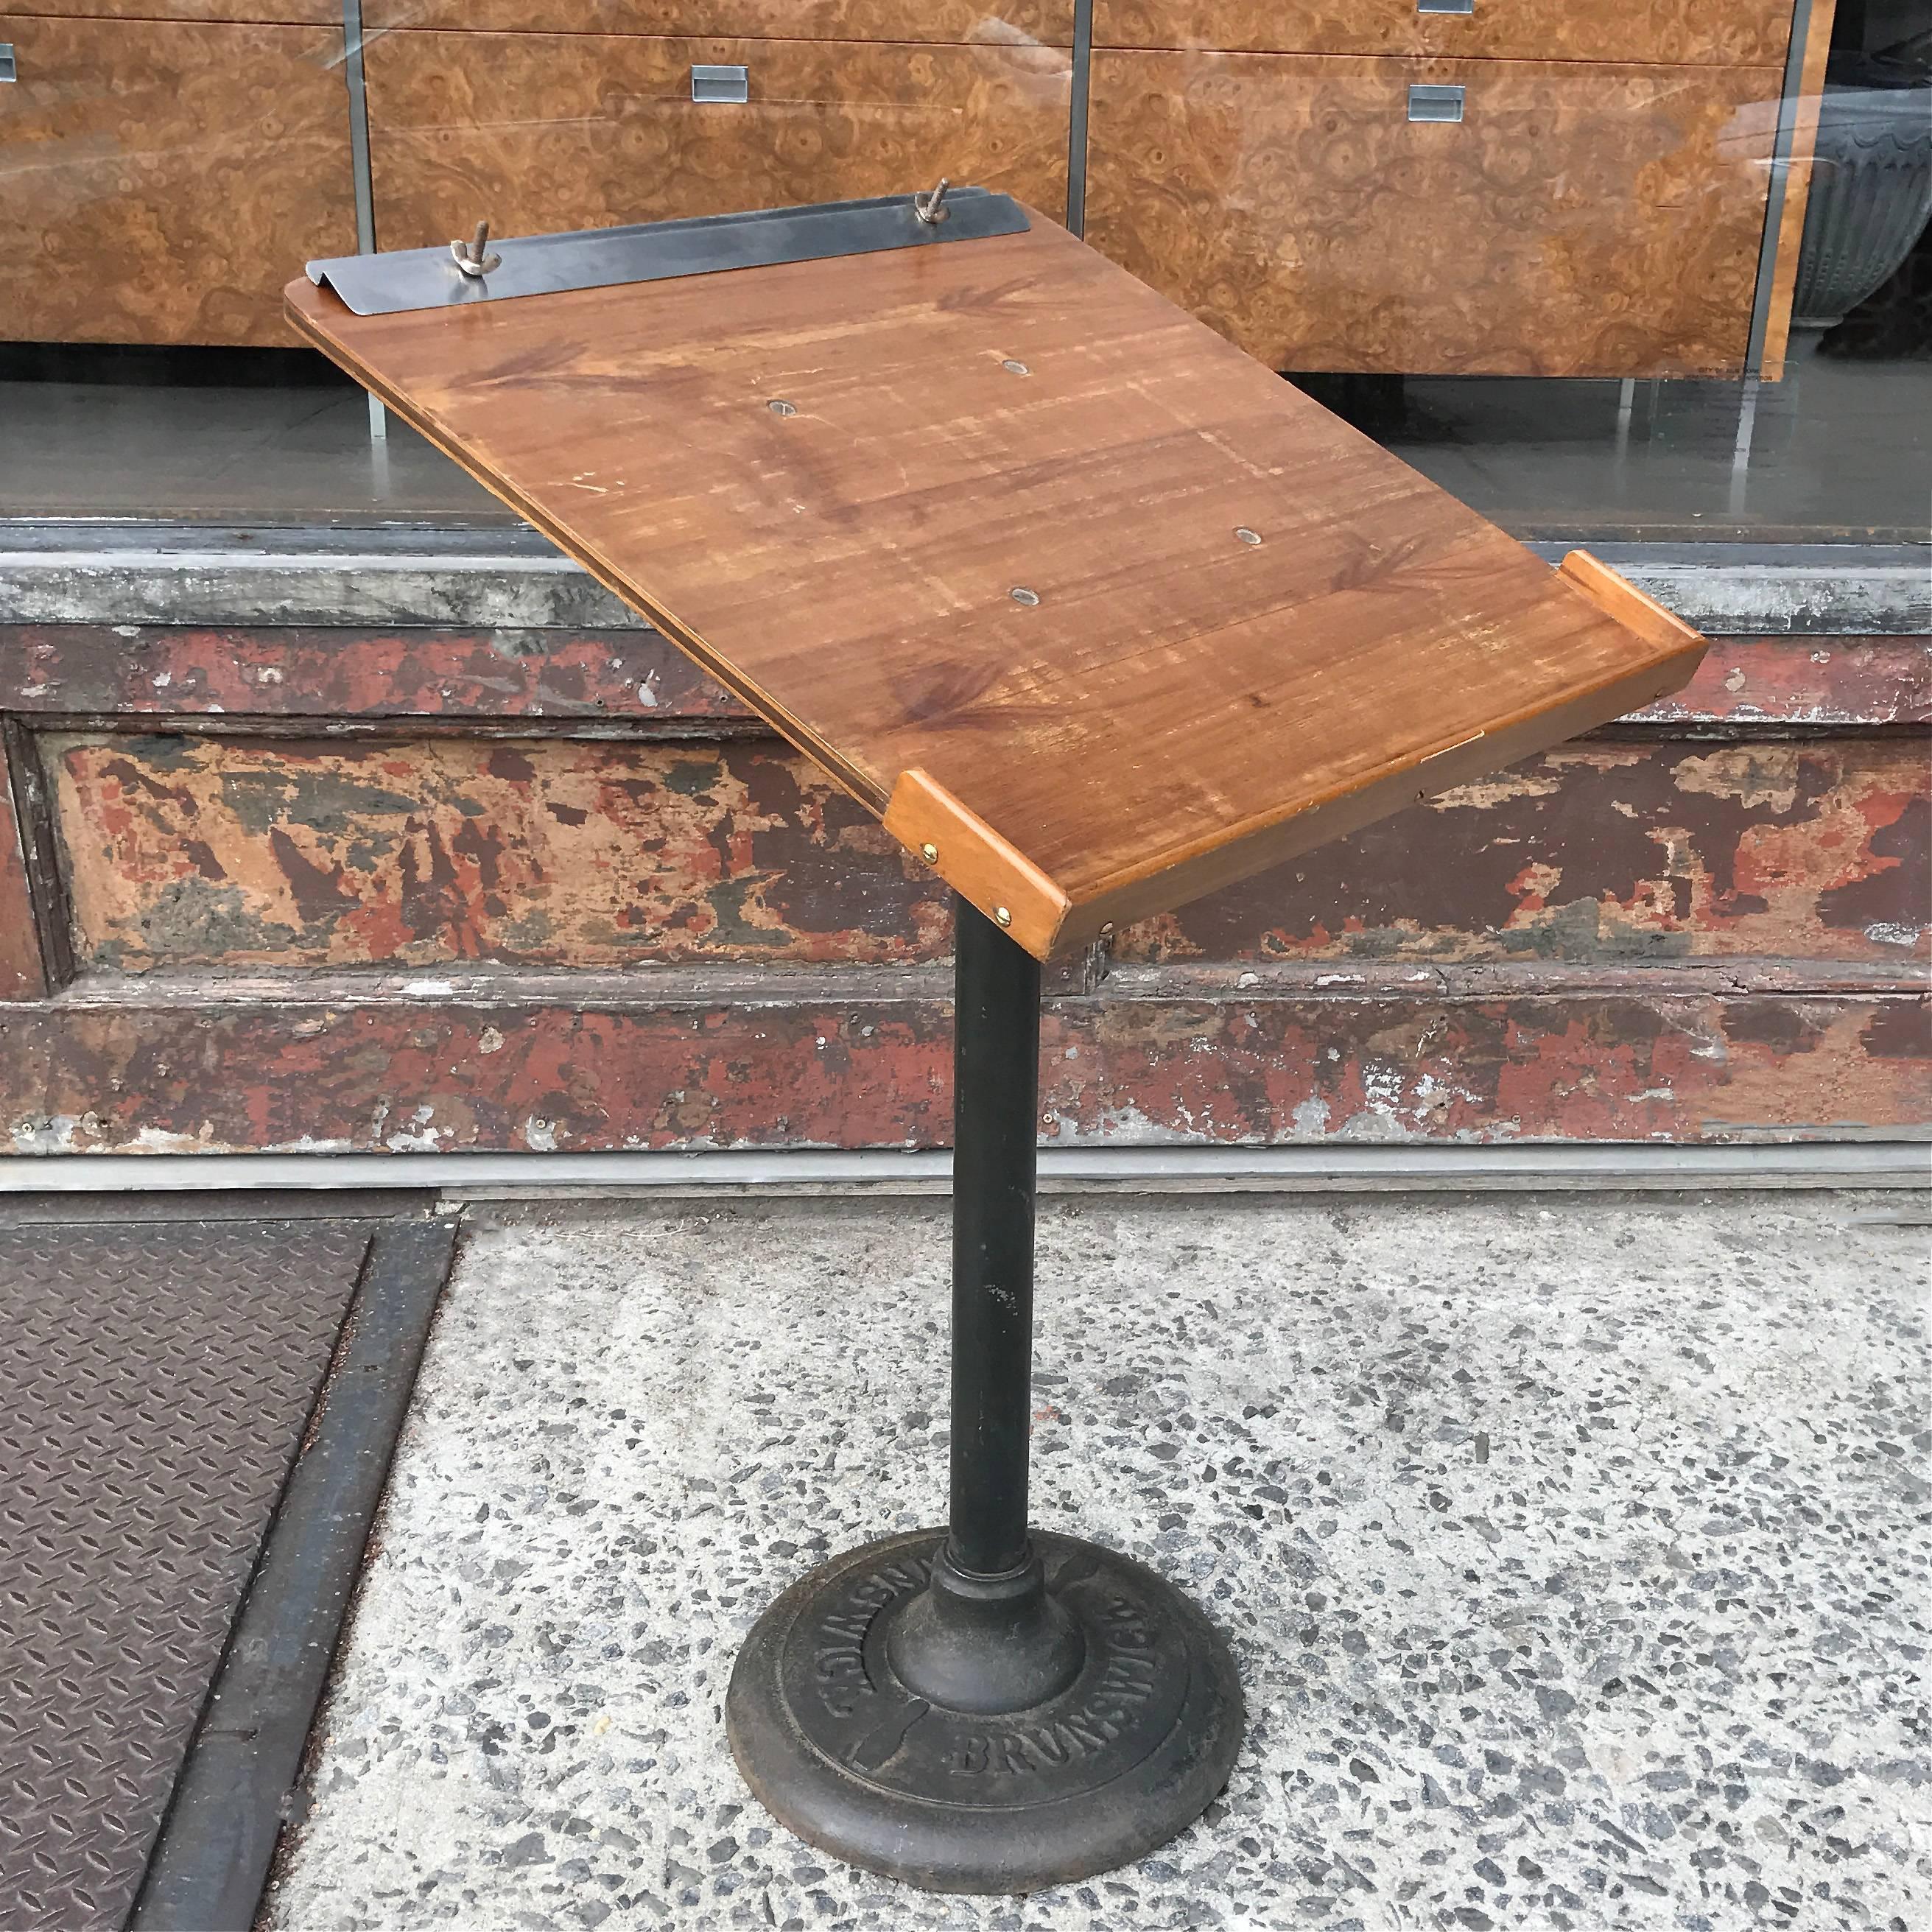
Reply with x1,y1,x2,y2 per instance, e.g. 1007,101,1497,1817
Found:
1791,52,1932,342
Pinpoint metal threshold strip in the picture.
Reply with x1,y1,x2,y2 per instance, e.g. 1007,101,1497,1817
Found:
2,528,1922,635
0,1142,1923,1198
306,189,1030,316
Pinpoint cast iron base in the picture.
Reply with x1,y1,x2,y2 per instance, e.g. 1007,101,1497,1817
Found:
726,1528,1244,1894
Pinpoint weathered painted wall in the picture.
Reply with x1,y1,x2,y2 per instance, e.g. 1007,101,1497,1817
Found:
3,624,1925,726
1,965,1917,1155
0,617,1925,1155
43,734,1927,974
49,737,950,969
1119,741,1928,966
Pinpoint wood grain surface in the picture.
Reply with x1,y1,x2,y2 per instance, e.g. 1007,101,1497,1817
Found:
1760,0,1841,380
364,1,1075,43
0,15,356,345
1084,51,1782,379
1095,0,1798,68
284,214,1704,956
365,31,1072,249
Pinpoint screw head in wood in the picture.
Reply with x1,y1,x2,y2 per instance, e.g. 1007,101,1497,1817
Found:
1235,527,1262,545
995,907,1013,927
1099,922,1115,939
768,398,798,417
1010,587,1040,606
1003,359,1030,375
920,842,938,863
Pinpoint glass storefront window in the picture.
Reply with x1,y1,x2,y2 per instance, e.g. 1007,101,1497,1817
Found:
1,0,1925,539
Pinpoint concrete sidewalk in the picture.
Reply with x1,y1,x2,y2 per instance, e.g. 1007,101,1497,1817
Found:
267,1193,1928,1932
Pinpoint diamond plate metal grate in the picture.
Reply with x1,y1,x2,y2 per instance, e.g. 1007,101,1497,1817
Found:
0,1220,373,1932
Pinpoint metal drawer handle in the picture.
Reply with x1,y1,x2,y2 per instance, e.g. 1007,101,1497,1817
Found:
691,63,748,105
0,45,16,83
1418,0,1475,15
1408,82,1465,123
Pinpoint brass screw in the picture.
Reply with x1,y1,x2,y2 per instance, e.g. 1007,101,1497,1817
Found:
995,907,1013,928
920,842,938,863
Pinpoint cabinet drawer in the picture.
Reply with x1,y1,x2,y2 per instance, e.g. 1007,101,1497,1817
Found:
0,15,356,345
365,32,1072,248
1085,51,1781,379
362,2,1075,44
1094,2,1797,69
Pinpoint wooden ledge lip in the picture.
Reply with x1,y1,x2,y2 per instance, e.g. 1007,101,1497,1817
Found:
884,770,1070,960
1559,549,1707,663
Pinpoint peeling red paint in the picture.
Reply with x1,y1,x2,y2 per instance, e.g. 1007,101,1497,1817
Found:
1,620,1924,1151
0,625,739,723
1118,741,1931,968
51,734,952,969
4,626,1927,728
0,974,1921,1154
46,734,1930,974
1629,635,1932,728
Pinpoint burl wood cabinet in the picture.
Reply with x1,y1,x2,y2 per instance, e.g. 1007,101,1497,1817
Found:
0,0,1832,381
1086,2,1834,379
362,29,1072,253
0,10,356,345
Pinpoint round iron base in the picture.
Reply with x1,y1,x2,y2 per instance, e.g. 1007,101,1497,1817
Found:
726,1528,1244,1894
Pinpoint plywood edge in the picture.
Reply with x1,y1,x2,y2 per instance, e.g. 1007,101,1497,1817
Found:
1057,551,1713,952
1558,549,1709,664
883,768,1070,960
1057,647,1707,951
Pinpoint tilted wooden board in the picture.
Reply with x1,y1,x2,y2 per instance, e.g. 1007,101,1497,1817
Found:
285,206,1705,958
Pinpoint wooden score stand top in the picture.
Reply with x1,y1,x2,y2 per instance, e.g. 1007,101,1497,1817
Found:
286,198,1706,961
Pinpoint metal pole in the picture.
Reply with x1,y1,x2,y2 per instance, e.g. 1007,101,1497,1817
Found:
946,895,1041,1578
339,0,387,441
727,904,1243,1886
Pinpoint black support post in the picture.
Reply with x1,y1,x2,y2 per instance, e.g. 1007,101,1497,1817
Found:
726,895,1243,1894
946,898,1041,1578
